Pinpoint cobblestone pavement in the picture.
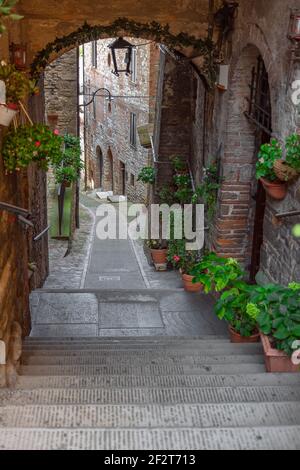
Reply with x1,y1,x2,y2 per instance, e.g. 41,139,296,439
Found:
38,192,226,337
44,203,94,289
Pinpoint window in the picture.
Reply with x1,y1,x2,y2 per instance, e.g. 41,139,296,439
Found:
92,41,98,68
130,174,135,186
131,48,137,83
93,98,96,120
130,112,137,147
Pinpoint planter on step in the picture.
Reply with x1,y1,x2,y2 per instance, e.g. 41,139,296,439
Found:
260,333,300,373
0,103,18,127
150,248,167,265
182,273,203,293
260,177,287,200
229,326,260,344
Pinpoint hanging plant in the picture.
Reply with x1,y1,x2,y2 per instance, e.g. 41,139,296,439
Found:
0,0,23,35
0,62,39,106
2,124,63,172
30,18,216,87
52,134,83,185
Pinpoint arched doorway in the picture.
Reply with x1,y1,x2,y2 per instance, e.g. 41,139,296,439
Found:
215,45,272,282
96,146,103,189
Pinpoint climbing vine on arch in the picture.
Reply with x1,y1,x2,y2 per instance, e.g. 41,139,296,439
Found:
30,17,216,86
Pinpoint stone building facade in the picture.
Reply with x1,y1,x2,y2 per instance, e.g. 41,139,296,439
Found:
83,38,160,202
44,49,78,135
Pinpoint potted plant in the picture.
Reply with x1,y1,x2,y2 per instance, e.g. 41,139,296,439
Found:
191,252,244,294
137,166,156,184
0,62,38,126
54,166,78,187
253,283,300,372
273,134,300,182
2,124,63,172
215,281,260,343
256,139,287,200
170,155,188,175
147,239,168,265
167,240,202,292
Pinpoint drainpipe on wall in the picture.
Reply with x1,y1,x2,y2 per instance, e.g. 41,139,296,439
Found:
75,46,80,229
0,341,5,365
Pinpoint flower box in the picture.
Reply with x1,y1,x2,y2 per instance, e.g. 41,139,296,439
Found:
260,334,300,373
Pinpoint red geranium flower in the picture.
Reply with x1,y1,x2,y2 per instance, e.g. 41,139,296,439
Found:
173,255,181,263
35,141,41,147
53,129,59,135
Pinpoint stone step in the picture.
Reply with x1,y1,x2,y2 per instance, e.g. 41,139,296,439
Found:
22,344,263,359
16,373,300,389
20,362,266,376
1,386,300,406
22,343,263,354
24,336,228,344
1,402,300,429
0,426,299,450
21,353,264,366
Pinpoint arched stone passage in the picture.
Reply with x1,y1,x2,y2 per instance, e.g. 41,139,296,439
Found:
213,44,272,279
105,147,114,192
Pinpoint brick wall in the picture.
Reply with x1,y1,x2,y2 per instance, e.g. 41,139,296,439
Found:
210,0,300,284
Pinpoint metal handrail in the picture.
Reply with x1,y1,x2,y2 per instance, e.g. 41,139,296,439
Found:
33,225,51,242
0,202,30,217
275,210,300,219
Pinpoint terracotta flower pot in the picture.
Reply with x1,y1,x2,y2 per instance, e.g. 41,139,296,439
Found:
260,178,287,201
260,333,299,373
229,326,260,344
182,273,203,293
150,248,167,265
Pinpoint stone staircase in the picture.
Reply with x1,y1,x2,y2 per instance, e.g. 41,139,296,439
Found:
0,336,300,449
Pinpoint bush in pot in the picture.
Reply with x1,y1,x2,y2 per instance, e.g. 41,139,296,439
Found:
2,124,63,172
191,252,244,294
167,240,202,292
146,239,168,265
256,139,287,200
215,281,260,343
137,166,156,184
252,283,300,372
170,155,188,174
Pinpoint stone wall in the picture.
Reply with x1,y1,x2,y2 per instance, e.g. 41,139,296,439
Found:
84,39,160,203
209,0,300,284
44,49,78,135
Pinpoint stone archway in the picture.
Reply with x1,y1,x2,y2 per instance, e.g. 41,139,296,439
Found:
105,147,114,192
213,44,272,279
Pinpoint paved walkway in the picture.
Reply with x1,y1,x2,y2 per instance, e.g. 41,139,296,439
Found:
34,193,227,338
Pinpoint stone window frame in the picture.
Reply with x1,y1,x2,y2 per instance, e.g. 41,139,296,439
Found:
130,173,135,186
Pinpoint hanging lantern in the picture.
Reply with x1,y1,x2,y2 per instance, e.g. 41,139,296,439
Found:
288,11,300,41
9,43,27,70
108,37,135,77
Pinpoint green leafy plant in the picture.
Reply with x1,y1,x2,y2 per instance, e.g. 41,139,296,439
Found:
256,139,282,181
0,62,38,104
167,239,200,274
174,187,193,204
285,134,300,172
0,0,23,34
137,166,156,184
252,284,300,357
215,281,259,337
292,225,300,237
170,155,188,173
52,134,82,183
146,239,166,250
191,252,244,293
55,166,78,184
173,174,190,187
192,163,221,221
158,185,176,205
2,124,63,172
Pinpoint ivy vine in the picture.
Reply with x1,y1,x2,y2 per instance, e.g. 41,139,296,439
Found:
30,17,216,86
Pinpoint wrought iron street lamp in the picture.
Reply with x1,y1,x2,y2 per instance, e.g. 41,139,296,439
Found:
108,37,135,77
